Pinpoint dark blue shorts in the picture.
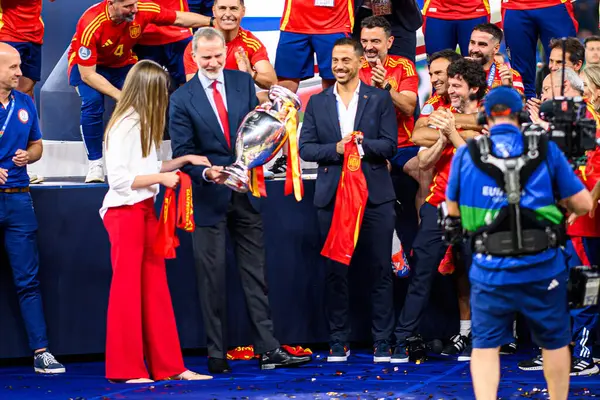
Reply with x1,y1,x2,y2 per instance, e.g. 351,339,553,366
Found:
5,42,42,82
390,146,419,169
471,269,571,350
134,37,192,86
275,31,348,81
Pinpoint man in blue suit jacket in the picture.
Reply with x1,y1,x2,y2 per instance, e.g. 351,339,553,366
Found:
299,37,398,364
169,27,311,374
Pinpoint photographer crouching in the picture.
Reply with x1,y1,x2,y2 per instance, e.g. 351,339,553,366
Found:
442,86,593,400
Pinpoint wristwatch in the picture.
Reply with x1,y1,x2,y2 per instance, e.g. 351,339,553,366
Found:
384,83,392,91
209,16,215,27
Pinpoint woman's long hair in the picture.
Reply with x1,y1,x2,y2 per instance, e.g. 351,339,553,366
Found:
105,60,170,158
582,65,600,112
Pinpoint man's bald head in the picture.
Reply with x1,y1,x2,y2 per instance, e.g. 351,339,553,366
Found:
0,42,19,59
0,43,21,92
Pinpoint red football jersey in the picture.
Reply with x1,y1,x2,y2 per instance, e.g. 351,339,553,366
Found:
0,0,44,44
321,138,368,266
418,95,458,207
485,62,524,95
280,0,355,35
501,0,570,10
567,104,600,238
422,0,490,21
419,94,453,117
425,145,457,207
67,1,177,74
183,27,269,76
137,0,192,46
359,55,419,148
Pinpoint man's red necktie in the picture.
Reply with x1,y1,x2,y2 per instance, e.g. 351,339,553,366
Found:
212,80,231,148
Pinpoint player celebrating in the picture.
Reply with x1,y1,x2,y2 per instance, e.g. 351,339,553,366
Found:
392,58,486,363
68,0,211,183
468,23,524,95
358,15,419,253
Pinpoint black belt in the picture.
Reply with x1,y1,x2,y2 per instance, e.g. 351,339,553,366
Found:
0,187,30,193
473,229,559,257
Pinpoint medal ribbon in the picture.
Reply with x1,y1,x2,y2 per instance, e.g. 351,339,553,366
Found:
155,171,195,259
0,95,16,139
486,62,497,89
283,101,304,201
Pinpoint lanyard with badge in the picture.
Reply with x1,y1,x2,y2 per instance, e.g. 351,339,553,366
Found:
0,95,15,140
486,63,497,89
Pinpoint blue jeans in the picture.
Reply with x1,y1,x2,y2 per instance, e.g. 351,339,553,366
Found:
0,192,48,351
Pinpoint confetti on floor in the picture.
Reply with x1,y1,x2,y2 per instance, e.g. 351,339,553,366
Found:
0,350,598,399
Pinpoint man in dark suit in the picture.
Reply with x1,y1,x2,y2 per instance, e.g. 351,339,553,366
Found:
169,27,311,374
299,37,398,364
353,0,423,63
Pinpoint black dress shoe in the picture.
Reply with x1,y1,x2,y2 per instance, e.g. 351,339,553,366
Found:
259,347,312,370
208,358,231,374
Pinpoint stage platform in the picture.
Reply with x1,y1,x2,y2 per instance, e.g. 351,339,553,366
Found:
1,350,599,399
0,179,464,360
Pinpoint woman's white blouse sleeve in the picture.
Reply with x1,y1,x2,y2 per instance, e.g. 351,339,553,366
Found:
105,117,140,196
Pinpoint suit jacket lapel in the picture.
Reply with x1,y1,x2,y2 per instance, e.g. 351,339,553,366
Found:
189,75,230,150
325,89,342,139
354,84,370,131
224,70,241,148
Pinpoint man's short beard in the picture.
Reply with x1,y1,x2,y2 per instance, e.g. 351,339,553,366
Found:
200,67,222,80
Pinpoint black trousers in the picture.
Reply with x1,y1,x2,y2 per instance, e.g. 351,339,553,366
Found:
394,202,449,343
191,192,279,359
318,200,396,345
391,168,419,255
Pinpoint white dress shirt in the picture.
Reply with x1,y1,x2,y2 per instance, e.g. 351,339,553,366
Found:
333,81,361,137
198,71,229,183
100,108,162,219
198,71,228,132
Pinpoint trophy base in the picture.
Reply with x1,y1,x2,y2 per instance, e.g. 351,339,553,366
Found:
222,163,250,193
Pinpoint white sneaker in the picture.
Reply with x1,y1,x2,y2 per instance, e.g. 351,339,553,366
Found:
85,160,105,183
28,174,44,184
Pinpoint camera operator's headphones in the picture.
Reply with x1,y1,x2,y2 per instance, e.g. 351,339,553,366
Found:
476,85,529,126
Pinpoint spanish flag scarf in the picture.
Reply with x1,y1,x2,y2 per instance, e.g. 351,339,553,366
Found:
155,171,195,259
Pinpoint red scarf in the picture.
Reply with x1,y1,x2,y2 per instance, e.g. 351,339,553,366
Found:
321,133,368,265
155,172,195,259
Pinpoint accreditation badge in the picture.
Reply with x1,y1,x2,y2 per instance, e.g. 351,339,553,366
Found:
372,0,392,16
315,0,334,7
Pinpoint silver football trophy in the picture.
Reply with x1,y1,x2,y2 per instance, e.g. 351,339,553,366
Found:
222,85,302,192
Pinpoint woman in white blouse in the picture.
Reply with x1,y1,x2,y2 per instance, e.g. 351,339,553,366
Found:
101,60,212,383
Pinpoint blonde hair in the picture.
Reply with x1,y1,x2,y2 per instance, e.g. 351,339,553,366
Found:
582,65,600,110
105,60,170,158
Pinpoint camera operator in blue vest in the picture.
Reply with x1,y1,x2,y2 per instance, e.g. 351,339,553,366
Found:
443,86,593,400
